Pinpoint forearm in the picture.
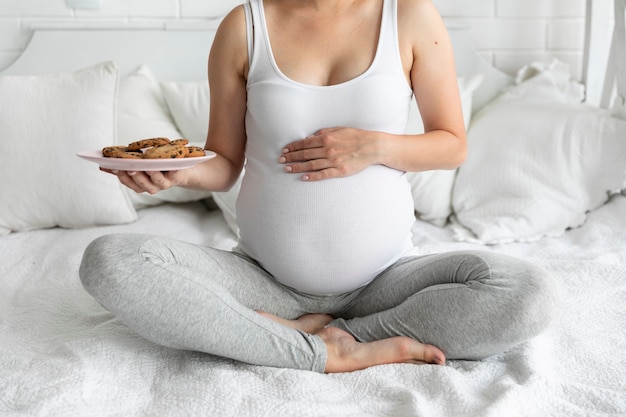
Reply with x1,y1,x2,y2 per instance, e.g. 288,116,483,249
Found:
179,153,243,192
375,128,467,173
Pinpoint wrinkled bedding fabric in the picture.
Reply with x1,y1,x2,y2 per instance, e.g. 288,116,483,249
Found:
1,200,624,417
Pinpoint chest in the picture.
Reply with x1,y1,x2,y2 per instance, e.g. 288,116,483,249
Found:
264,5,382,86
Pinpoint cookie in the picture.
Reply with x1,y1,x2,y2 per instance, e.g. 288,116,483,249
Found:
126,137,170,151
169,139,189,147
110,151,144,159
102,146,128,157
184,146,206,158
143,143,186,159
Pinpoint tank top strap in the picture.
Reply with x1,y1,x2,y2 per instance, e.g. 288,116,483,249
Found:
245,0,273,82
242,1,254,64
375,0,405,80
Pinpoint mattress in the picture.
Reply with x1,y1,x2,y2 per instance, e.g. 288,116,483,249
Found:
1,198,624,417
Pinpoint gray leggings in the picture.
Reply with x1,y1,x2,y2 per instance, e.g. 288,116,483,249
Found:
79,233,557,373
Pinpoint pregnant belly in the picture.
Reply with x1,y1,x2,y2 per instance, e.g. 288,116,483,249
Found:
235,165,416,295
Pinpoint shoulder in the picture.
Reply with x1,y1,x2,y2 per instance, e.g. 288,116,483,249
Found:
211,5,248,75
397,0,441,21
215,5,247,46
397,0,453,61
397,0,447,42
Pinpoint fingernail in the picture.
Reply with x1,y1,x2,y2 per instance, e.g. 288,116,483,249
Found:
284,166,292,172
128,171,137,176
282,148,289,154
278,156,286,163
302,175,309,181
111,170,120,175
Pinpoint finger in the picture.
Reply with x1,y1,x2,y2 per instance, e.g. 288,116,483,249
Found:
314,127,342,136
99,167,118,175
282,134,325,153
279,146,328,164
301,168,343,182
126,171,162,195
115,171,146,194
164,170,184,185
283,158,332,174
145,170,169,189
283,127,345,153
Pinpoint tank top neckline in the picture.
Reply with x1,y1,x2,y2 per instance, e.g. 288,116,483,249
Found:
254,0,389,90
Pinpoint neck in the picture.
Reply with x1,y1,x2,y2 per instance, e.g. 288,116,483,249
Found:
296,0,360,14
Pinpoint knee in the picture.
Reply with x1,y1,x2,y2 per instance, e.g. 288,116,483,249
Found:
79,234,112,295
522,267,560,334
79,233,138,297
511,263,560,339
474,252,560,342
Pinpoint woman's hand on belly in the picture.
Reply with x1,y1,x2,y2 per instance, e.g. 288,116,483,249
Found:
278,127,381,181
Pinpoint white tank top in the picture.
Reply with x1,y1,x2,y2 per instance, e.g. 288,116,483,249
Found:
237,0,417,295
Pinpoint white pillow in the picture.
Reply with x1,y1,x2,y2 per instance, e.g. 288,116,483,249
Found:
510,60,586,104
405,73,484,226
161,80,210,144
451,96,626,244
0,62,137,235
117,65,183,144
117,65,213,209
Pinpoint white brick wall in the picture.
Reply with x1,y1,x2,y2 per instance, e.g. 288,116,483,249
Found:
441,0,587,77
0,0,587,79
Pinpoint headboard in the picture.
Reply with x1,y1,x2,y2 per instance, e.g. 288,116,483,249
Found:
1,26,513,113
1,30,214,81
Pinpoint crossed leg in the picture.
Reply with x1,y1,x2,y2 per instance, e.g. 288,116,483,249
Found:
257,311,446,372
328,251,558,361
81,235,550,373
259,250,556,369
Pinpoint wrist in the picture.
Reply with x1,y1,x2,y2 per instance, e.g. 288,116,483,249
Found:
373,130,398,168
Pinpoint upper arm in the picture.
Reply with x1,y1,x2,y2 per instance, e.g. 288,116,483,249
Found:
398,0,466,140
206,5,249,178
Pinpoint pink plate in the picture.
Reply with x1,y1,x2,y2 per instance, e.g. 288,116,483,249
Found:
77,149,216,171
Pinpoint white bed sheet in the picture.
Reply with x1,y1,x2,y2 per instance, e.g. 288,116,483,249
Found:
1,199,624,417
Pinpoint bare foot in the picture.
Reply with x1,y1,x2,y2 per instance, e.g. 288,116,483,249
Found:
257,311,334,334
318,326,446,373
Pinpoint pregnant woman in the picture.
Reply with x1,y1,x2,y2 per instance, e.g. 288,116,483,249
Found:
80,0,557,373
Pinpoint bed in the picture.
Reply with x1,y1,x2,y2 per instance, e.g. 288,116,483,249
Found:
1,11,625,417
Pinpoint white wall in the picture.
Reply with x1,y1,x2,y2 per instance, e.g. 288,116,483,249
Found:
0,0,587,79
439,0,587,78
